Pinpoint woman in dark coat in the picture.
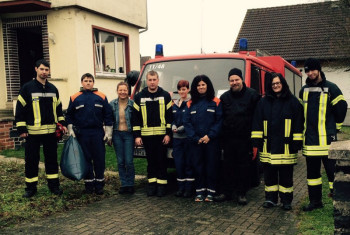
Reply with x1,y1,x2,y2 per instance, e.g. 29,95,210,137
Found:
251,73,304,210
183,75,223,202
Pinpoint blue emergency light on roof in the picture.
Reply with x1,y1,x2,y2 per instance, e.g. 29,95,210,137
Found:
239,38,248,51
155,44,163,57
291,61,297,67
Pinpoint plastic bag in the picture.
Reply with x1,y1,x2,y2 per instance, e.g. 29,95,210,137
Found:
60,136,88,181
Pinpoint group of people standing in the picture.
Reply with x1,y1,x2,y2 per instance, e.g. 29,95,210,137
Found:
15,58,347,213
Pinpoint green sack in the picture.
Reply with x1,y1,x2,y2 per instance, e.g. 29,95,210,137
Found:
60,136,88,181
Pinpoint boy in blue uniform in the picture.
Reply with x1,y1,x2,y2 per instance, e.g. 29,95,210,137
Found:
66,73,113,195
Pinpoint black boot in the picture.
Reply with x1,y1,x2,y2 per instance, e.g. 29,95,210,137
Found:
157,185,166,197
303,201,323,211
23,188,37,198
147,183,157,196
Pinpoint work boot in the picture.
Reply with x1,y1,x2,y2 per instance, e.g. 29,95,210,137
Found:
183,190,193,198
213,193,231,202
127,186,135,194
22,189,37,198
119,187,128,194
302,201,323,211
95,188,104,195
238,195,247,205
50,187,63,196
157,185,166,197
263,200,277,208
282,203,292,211
147,184,157,196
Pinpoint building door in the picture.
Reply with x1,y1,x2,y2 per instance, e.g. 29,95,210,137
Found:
17,27,43,86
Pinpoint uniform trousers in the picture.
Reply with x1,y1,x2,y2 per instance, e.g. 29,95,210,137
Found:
222,137,251,196
77,128,105,190
172,138,194,191
25,133,59,190
263,164,294,204
190,139,219,196
142,135,168,185
305,156,335,202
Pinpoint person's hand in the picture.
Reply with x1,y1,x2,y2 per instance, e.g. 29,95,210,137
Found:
107,139,113,147
67,124,76,137
103,126,113,142
172,125,177,133
135,137,143,146
252,147,258,161
62,126,68,135
199,135,210,144
20,133,28,138
163,135,170,145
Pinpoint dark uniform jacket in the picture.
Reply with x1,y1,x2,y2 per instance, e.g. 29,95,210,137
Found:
183,97,223,143
299,72,347,157
220,83,260,138
252,87,304,165
15,79,65,135
65,88,113,129
172,98,189,139
132,87,172,138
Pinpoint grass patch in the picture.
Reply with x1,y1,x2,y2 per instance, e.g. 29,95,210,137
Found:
1,143,148,175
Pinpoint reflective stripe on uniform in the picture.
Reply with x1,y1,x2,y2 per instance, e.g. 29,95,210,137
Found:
318,91,328,147
141,126,166,136
265,185,278,192
16,121,26,127
251,131,263,138
331,94,345,106
27,124,56,135
336,123,343,130
284,119,291,155
53,97,58,123
148,178,157,183
263,120,268,154
157,179,167,184
329,181,333,189
46,174,59,179
260,153,297,165
279,185,293,193
25,176,38,183
307,177,322,186
18,95,26,107
293,133,303,141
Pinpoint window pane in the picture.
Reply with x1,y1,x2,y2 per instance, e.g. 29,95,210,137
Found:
101,32,116,72
117,37,125,73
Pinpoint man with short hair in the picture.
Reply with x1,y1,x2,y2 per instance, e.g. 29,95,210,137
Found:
300,58,347,211
15,59,67,198
66,73,113,195
132,70,172,197
214,68,260,205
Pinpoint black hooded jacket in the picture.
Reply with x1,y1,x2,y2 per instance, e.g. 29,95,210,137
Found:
252,76,304,165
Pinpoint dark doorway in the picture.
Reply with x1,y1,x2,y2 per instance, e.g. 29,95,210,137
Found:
17,27,43,86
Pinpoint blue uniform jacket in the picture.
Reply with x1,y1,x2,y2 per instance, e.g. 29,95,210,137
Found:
172,98,190,138
66,89,113,129
183,97,223,143
109,98,134,131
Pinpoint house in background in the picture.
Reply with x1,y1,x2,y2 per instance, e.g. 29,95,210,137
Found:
0,0,147,149
233,0,350,116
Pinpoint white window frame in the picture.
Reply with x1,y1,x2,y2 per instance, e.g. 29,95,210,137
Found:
93,28,126,77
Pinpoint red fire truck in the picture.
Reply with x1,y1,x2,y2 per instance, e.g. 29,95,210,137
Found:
128,40,302,158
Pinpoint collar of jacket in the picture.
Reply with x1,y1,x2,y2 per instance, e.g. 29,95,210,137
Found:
80,87,98,92
142,86,164,96
229,82,247,97
174,97,190,107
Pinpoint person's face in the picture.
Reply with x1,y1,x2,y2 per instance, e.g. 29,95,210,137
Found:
178,86,189,99
197,81,207,95
81,77,94,90
229,75,243,92
146,74,159,92
271,77,282,94
305,69,320,81
35,64,50,80
117,85,128,99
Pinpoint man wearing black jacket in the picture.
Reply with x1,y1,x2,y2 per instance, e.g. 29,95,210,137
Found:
214,68,260,205
15,59,67,198
132,70,173,197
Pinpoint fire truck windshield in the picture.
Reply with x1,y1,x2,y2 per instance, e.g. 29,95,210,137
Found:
138,58,245,99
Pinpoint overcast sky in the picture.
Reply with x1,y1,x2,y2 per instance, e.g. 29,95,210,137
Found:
140,0,321,57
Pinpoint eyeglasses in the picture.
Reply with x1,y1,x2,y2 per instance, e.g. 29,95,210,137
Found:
271,82,281,87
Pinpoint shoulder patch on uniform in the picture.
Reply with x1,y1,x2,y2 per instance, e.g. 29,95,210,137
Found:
71,92,83,102
93,91,106,100
187,100,192,108
213,97,220,106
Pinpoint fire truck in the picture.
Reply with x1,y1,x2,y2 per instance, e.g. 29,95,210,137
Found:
127,39,302,159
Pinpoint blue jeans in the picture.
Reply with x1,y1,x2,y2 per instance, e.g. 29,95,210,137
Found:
112,131,135,187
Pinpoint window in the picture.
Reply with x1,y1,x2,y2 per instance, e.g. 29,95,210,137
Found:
94,29,126,75
250,65,261,93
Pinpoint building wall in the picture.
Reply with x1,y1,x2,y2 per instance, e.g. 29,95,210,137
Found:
0,17,5,110
47,7,141,109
